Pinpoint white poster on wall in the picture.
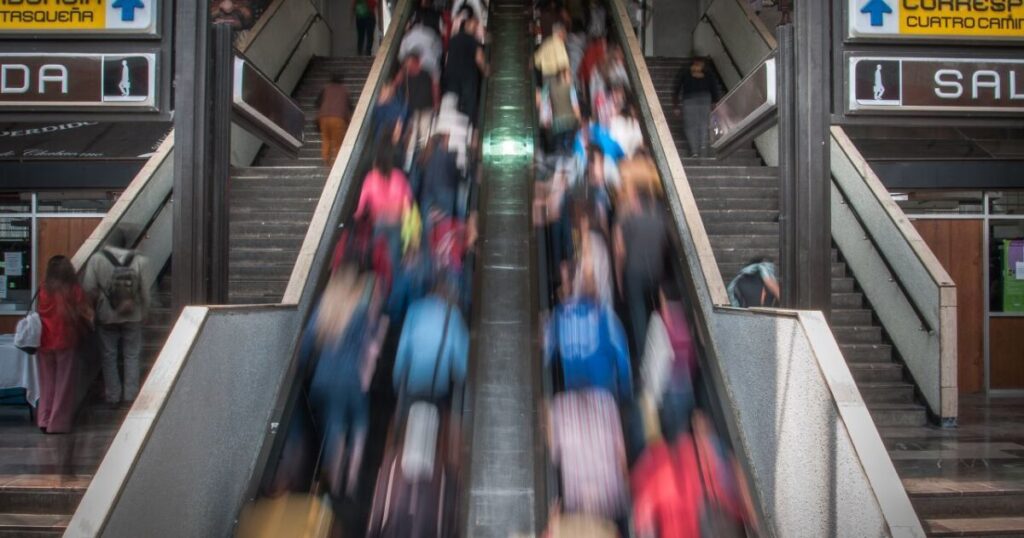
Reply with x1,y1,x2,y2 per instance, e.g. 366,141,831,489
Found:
3,252,22,277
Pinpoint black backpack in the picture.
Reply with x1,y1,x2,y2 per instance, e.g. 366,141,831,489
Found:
734,272,778,308
101,249,141,316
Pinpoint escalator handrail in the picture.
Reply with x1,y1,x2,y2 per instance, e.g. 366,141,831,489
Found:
280,6,411,307
607,1,732,308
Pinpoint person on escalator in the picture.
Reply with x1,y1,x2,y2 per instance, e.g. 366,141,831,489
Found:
355,143,414,270
372,79,406,149
411,0,444,36
392,280,469,404
452,0,487,41
571,204,613,307
613,180,668,359
545,267,632,403
672,57,722,158
535,22,570,84
443,15,488,121
297,267,388,498
539,68,581,154
399,23,443,81
639,282,698,442
418,133,461,221
395,54,439,169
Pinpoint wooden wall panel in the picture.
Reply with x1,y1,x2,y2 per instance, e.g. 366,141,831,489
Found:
0,316,18,334
990,317,1024,390
35,218,101,287
913,219,985,394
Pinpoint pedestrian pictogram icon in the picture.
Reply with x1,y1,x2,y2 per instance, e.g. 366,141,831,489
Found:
112,0,146,22
860,0,892,27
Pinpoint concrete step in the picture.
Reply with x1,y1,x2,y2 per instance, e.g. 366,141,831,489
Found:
691,186,779,199
0,480,86,516
830,308,874,326
858,382,916,404
230,199,319,212
849,362,904,383
697,197,778,210
831,324,883,344
0,512,68,536
699,209,778,223
832,277,856,293
682,157,763,167
841,343,894,363
685,174,777,188
922,516,1024,537
229,262,298,279
703,221,779,236
832,292,865,309
712,247,780,265
686,166,779,178
906,478,1024,520
868,403,928,427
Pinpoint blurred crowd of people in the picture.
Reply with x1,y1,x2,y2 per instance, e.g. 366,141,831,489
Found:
531,2,758,536
243,1,489,535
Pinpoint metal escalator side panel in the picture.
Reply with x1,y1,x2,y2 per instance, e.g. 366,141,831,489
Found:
65,3,418,537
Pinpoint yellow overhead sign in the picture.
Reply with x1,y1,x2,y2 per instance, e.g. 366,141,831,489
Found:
849,0,1024,41
0,0,156,35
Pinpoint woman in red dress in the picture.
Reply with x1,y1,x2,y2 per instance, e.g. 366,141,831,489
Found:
36,255,92,433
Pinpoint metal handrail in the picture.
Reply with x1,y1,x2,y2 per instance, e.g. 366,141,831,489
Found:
610,0,730,307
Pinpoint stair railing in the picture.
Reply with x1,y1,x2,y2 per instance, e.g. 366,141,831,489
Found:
612,0,925,535
697,0,957,424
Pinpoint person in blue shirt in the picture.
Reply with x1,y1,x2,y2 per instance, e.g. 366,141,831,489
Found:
298,268,386,498
545,268,633,402
393,282,469,402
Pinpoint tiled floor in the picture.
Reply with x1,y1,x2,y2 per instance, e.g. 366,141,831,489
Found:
882,395,1024,536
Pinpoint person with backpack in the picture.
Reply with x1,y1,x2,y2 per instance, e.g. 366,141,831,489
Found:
83,228,149,406
727,257,780,308
36,255,93,433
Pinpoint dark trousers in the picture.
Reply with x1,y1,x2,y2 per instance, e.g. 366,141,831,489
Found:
624,270,659,360
356,15,375,56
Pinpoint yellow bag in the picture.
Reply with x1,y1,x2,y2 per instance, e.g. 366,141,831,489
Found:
401,203,422,254
235,493,334,538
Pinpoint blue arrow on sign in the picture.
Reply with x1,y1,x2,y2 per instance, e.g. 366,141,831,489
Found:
111,0,145,22
860,0,893,27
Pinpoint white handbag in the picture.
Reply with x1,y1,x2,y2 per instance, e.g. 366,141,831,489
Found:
14,312,41,355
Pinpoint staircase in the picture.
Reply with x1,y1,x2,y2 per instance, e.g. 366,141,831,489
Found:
228,56,373,304
0,273,173,537
647,56,927,426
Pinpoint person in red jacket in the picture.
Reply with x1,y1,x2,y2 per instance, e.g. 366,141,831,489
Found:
36,255,92,433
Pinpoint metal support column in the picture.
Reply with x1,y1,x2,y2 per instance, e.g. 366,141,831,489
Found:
172,6,233,310
209,24,235,304
776,0,831,313
172,0,211,310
